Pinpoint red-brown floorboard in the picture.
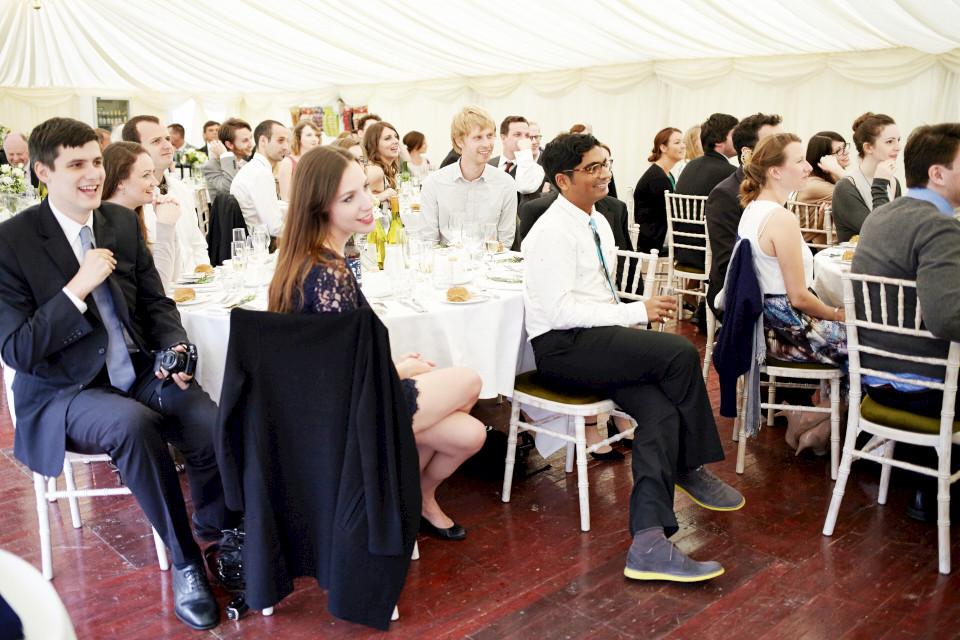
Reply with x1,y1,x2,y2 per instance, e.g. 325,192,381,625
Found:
1,320,959,638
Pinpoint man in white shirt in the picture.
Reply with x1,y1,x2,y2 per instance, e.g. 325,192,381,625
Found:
230,119,291,238
203,118,253,200
420,106,517,247
122,116,210,280
523,133,743,583
489,116,546,208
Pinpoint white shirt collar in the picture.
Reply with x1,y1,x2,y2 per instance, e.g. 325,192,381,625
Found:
454,159,492,183
48,199,94,245
554,193,597,222
252,153,271,169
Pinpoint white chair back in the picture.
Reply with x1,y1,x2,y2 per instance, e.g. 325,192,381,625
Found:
665,193,711,274
786,200,835,249
615,248,659,302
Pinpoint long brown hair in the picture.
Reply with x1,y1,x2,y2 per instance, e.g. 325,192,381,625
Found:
291,119,321,156
102,141,151,242
649,127,681,162
739,132,801,206
363,121,400,189
268,146,356,313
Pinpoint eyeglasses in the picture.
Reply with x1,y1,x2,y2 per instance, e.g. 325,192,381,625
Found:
564,160,613,178
528,135,543,141
832,143,851,156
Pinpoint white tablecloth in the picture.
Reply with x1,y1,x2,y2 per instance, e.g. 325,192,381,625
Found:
178,272,533,404
812,246,852,308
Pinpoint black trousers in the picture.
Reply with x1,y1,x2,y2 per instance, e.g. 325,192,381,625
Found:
532,327,725,537
64,365,226,565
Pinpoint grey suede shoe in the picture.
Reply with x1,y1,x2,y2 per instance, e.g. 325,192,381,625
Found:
676,466,745,511
624,531,724,582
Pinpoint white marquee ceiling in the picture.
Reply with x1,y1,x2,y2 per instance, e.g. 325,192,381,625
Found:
3,0,960,95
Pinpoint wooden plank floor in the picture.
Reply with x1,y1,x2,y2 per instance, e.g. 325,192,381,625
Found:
2,319,959,639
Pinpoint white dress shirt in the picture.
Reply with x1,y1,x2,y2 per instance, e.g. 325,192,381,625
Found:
498,148,545,195
522,194,648,340
230,153,284,236
419,160,517,247
140,174,210,289
49,201,92,313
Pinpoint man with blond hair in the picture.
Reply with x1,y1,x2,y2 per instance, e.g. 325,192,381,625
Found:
420,105,517,248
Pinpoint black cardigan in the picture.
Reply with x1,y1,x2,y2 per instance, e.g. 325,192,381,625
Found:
215,307,421,631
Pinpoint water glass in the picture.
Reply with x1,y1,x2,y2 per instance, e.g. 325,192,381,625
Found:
419,242,435,275
447,211,465,246
432,250,454,289
232,227,247,244
463,222,483,260
390,267,417,301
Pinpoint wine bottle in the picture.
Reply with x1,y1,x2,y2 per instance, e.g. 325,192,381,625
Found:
386,196,404,244
398,160,411,184
345,234,362,285
367,217,387,270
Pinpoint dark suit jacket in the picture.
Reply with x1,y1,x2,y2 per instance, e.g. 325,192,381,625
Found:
488,156,542,210
216,307,420,631
440,148,460,168
198,144,208,155
705,166,745,318
0,200,184,476
207,193,246,266
672,151,736,269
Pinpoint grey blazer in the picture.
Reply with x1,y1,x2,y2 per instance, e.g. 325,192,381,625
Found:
203,154,240,200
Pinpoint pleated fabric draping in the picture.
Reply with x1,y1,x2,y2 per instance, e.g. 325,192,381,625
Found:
3,0,960,185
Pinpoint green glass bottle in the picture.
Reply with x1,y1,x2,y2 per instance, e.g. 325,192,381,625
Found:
367,216,387,269
386,196,404,245
398,160,411,184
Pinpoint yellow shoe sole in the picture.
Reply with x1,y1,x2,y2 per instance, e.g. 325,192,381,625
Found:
623,566,725,582
675,485,745,511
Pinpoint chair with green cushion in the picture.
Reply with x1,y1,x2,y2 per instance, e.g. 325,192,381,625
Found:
822,272,960,574
664,193,715,382
502,371,636,532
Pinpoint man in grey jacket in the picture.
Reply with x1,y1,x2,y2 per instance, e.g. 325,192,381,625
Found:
202,118,253,200
852,122,960,522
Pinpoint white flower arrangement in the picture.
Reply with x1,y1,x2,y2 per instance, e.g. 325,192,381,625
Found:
0,125,9,150
0,163,27,196
183,149,208,170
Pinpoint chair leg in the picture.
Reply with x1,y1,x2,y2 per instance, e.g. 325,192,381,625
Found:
572,415,590,532
702,306,716,383
733,375,744,442
34,473,53,580
829,378,841,481
937,455,951,574
878,441,896,505
822,441,859,536
501,401,521,503
565,415,575,474
411,540,419,561
152,528,169,571
766,374,777,427
736,379,749,474
391,605,398,621
47,477,56,502
62,459,82,529
263,607,274,616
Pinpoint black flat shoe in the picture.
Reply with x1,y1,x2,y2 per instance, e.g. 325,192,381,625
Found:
420,516,467,541
589,447,625,461
907,488,937,524
606,417,633,449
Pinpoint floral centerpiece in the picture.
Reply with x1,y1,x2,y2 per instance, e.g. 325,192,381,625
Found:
183,149,208,173
0,163,28,215
0,125,10,150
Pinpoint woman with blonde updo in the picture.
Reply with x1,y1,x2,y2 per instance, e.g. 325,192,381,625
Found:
670,124,703,181
738,133,847,455
831,112,902,242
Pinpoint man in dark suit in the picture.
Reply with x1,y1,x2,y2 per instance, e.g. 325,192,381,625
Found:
197,120,219,156
439,147,460,168
0,118,226,631
0,132,41,192
705,113,782,318
673,113,739,270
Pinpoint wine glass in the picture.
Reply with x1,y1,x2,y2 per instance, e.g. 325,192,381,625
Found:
447,211,465,246
482,222,499,257
463,222,483,262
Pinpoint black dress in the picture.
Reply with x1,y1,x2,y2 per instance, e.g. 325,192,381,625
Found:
632,163,674,253
298,255,419,413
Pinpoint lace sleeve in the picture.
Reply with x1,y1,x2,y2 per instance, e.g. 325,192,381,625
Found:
301,260,359,313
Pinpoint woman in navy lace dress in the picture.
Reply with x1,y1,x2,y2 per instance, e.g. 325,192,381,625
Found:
268,147,486,541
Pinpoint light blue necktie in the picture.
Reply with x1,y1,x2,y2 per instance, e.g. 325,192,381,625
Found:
588,217,619,304
79,226,137,392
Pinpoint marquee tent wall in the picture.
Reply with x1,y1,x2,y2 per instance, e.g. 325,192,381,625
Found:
3,0,960,184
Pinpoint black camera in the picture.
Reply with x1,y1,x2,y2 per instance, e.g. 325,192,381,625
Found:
153,342,198,377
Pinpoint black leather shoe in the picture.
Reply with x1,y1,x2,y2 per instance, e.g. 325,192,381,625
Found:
906,488,937,524
590,447,625,461
420,516,467,541
607,417,633,449
172,562,219,630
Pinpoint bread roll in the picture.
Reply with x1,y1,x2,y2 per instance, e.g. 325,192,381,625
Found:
172,288,196,303
446,286,471,302
194,264,215,274
842,250,855,261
